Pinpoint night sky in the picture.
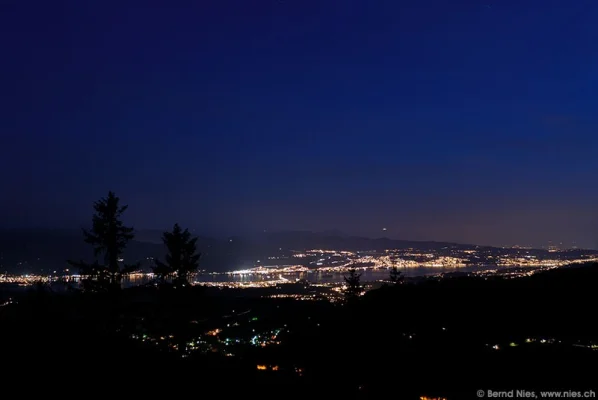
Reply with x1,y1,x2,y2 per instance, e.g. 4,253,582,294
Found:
1,0,598,248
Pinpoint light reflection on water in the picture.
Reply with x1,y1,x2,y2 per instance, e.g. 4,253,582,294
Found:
0,265,511,291
193,265,500,284
28,265,510,289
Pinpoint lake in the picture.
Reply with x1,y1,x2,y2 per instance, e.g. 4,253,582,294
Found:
196,265,505,284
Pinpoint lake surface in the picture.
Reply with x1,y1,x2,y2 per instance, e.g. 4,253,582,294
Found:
196,265,505,284
0,265,516,292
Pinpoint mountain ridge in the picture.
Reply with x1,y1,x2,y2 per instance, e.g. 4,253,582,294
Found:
0,229,592,275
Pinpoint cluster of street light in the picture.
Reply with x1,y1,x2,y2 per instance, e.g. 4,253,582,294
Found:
3,247,598,289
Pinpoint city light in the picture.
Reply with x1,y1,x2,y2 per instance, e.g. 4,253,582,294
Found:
2,247,597,291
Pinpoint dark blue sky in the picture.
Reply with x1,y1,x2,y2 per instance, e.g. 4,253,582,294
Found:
1,0,598,248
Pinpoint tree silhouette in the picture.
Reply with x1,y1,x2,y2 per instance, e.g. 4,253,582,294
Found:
69,191,137,292
344,268,362,302
153,223,201,288
389,266,404,285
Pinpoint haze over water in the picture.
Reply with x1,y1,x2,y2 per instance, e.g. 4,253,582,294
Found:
198,265,507,284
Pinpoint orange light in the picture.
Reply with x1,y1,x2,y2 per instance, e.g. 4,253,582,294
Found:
257,365,267,371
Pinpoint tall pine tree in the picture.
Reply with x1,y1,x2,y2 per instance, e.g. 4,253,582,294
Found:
153,223,201,288
344,268,362,303
389,266,404,285
69,191,137,291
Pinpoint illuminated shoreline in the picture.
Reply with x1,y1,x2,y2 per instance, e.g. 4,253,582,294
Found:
2,250,597,288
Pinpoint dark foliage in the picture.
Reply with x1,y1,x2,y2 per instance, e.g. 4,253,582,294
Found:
343,268,362,303
153,223,201,288
68,191,138,291
389,266,404,284
3,263,598,398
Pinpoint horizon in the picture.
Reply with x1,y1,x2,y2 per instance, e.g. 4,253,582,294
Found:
0,226,593,250
2,1,598,250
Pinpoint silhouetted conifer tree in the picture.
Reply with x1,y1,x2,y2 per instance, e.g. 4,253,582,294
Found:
153,223,200,288
344,268,362,302
69,191,137,291
389,266,404,285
